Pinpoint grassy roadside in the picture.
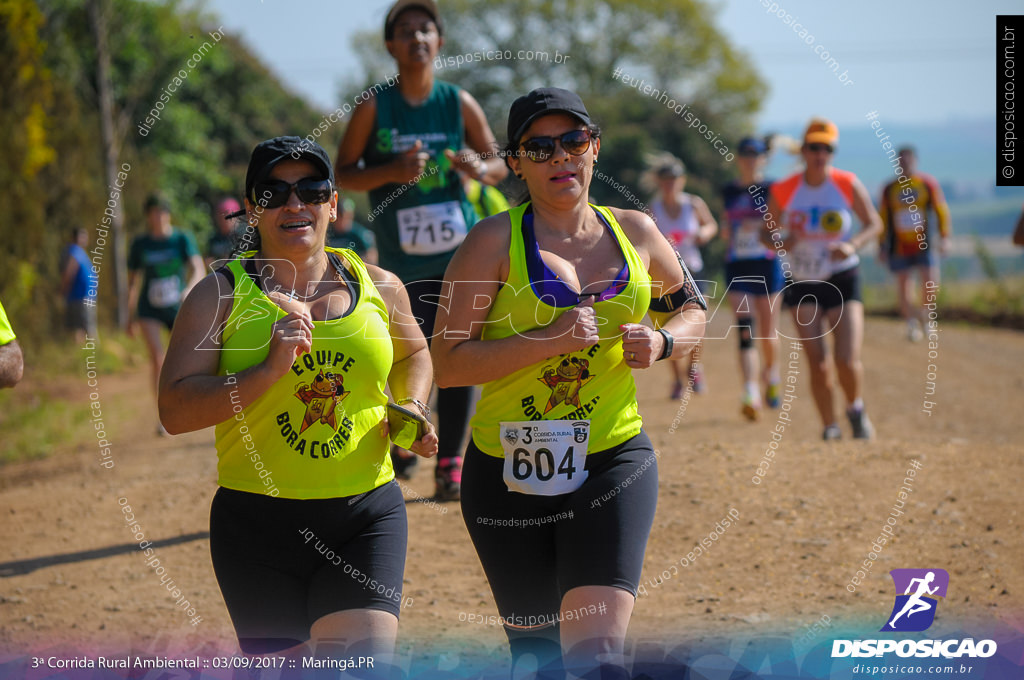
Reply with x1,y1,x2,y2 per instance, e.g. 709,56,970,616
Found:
863,275,1024,330
0,332,144,464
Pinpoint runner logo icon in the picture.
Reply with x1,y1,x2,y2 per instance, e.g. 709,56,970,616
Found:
880,568,949,632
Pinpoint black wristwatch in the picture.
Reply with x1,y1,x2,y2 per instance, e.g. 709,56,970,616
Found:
655,328,674,361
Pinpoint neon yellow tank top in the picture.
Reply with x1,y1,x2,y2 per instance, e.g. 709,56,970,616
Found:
470,204,651,457
215,248,394,499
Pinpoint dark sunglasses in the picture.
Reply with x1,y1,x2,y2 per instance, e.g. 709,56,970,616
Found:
806,143,834,153
519,130,593,162
252,178,333,209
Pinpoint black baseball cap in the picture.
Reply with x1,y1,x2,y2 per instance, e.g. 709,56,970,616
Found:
384,0,442,40
507,87,592,145
243,136,334,206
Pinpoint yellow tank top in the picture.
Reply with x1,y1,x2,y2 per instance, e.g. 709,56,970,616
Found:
215,248,394,498
470,204,651,457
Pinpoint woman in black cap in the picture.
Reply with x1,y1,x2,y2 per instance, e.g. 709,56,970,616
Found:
335,0,507,501
432,89,707,679
159,136,437,661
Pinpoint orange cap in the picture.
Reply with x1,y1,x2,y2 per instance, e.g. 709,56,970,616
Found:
803,119,839,146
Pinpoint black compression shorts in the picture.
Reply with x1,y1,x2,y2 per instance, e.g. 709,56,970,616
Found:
209,482,407,654
783,266,862,311
460,430,658,629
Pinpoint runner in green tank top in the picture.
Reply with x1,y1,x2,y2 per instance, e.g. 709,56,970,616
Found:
432,88,707,680
159,137,437,665
128,194,204,436
335,0,507,500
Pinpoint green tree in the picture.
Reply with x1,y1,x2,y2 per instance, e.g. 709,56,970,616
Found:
347,0,766,279
0,0,327,344
350,0,763,132
0,0,58,340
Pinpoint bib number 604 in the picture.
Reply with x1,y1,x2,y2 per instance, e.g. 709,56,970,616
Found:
511,446,578,482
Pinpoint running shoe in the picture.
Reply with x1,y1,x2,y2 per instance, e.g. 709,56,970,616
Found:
907,319,924,342
741,393,760,422
847,407,876,440
822,424,842,441
765,382,782,409
391,446,418,480
434,457,462,501
689,366,706,394
670,380,684,400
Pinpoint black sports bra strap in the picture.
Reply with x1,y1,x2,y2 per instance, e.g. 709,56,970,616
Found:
327,251,360,317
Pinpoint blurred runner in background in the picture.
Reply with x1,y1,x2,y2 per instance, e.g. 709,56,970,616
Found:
206,197,243,268
60,227,99,345
768,119,882,441
459,168,510,220
335,0,507,499
129,194,204,435
878,147,951,342
647,152,716,399
327,198,378,264
720,137,785,420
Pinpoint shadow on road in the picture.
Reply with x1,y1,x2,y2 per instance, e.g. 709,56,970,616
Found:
0,531,210,577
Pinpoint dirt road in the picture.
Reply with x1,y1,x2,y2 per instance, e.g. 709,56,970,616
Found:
1,315,1022,671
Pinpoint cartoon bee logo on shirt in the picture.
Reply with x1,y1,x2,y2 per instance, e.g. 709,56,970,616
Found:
539,356,595,413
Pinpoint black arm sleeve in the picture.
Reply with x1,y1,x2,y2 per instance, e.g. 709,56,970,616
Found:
649,249,707,312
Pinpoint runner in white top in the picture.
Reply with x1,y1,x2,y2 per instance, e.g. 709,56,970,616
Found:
767,119,882,440
647,154,717,399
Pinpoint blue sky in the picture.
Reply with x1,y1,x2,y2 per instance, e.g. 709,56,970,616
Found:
204,0,1003,128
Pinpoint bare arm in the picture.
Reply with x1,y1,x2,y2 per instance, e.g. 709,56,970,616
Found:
186,254,206,292
877,187,891,248
335,96,430,191
431,214,599,388
691,195,719,245
443,90,507,186
369,264,432,405
614,209,707,367
158,273,313,434
368,264,438,457
0,340,24,388
60,255,79,298
848,177,883,250
126,269,141,336
1014,207,1024,247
